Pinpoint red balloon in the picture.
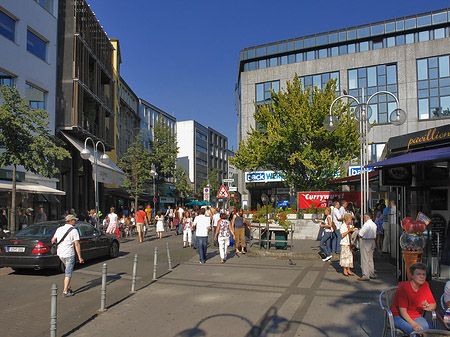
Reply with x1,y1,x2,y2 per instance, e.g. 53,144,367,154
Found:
401,217,414,230
403,221,417,234
416,221,427,234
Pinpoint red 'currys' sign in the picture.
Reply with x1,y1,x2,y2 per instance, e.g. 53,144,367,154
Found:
298,192,361,209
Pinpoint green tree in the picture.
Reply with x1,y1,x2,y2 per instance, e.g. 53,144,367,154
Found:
118,132,151,209
150,119,178,186
232,76,359,190
174,166,193,204
0,86,71,231
207,168,221,196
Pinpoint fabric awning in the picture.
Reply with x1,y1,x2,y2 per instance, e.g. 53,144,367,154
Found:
366,146,450,168
328,171,379,185
61,132,125,186
0,180,66,195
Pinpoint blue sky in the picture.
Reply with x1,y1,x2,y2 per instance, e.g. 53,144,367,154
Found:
88,0,449,150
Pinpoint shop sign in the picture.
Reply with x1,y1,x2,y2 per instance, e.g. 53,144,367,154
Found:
407,127,450,150
382,166,412,186
0,169,25,181
348,166,374,176
278,200,289,207
160,197,175,203
245,171,285,183
298,191,361,209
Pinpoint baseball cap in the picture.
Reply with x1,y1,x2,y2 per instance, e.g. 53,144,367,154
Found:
66,214,78,221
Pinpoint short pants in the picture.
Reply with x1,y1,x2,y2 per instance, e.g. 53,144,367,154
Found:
60,255,75,277
136,223,145,233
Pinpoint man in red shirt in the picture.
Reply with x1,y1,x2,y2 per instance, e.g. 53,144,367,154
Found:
391,262,436,334
135,205,148,243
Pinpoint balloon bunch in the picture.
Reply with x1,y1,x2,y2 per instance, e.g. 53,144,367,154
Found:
401,216,428,235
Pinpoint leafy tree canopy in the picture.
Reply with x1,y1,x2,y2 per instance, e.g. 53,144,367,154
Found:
174,166,193,199
232,76,359,190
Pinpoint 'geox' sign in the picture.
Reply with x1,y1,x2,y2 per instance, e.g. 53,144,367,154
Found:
245,171,285,183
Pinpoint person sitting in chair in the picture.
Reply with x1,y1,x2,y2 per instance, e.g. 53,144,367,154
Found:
391,263,436,334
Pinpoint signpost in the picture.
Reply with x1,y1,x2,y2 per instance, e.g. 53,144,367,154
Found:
203,187,210,202
217,185,230,198
223,178,234,183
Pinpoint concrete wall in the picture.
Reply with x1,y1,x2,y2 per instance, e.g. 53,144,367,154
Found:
176,121,195,182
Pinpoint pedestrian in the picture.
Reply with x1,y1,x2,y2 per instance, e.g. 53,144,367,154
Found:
374,208,384,252
357,212,377,281
165,205,174,230
317,207,333,261
135,205,148,243
331,201,343,253
18,209,28,230
145,205,152,223
214,212,235,263
51,214,84,297
340,213,355,276
34,206,47,223
212,208,221,246
106,207,118,237
155,211,164,239
0,209,8,231
193,208,210,264
177,205,184,234
231,209,249,254
173,206,180,236
182,210,193,248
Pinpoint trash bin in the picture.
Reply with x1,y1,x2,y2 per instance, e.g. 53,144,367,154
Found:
275,231,288,249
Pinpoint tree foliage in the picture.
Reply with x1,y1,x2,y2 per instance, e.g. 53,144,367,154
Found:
174,166,193,200
198,168,221,197
0,86,71,230
232,76,359,190
118,132,151,208
150,119,178,185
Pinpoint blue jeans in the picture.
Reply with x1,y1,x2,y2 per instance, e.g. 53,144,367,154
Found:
332,229,341,253
193,231,197,248
197,236,208,263
177,222,183,235
393,315,432,334
320,232,332,257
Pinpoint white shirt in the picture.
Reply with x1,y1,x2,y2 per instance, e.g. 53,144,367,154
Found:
212,213,221,227
359,219,377,239
53,224,80,258
340,223,352,245
194,215,210,237
178,208,184,219
108,213,118,225
331,207,342,230
324,214,333,233
444,281,450,307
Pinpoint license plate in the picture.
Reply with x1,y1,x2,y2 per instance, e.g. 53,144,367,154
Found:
7,247,25,253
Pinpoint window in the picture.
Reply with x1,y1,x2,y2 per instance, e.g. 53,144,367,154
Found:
369,143,386,163
0,70,15,87
417,55,450,120
347,64,398,124
0,10,15,42
196,145,207,154
196,158,207,167
197,172,207,180
25,83,46,110
27,29,47,61
34,0,54,14
195,131,207,142
255,80,280,104
300,71,340,93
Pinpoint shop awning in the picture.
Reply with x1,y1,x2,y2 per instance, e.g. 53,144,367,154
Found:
61,132,126,186
366,146,450,168
328,171,379,185
0,180,65,195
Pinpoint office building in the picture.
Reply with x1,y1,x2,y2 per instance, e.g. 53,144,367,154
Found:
236,8,450,207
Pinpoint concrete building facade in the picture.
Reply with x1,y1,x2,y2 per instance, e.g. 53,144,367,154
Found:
236,8,450,207
207,127,228,184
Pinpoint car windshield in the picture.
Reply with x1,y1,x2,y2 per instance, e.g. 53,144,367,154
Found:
15,222,63,237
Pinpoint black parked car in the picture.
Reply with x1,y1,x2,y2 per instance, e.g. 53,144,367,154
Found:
0,220,120,272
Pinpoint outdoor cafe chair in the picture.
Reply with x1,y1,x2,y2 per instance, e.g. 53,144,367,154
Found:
410,330,450,336
380,287,437,337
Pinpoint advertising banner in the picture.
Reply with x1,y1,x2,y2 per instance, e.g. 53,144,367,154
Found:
298,192,361,209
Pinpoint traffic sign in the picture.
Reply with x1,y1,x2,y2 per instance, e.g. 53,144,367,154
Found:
223,178,234,183
229,186,237,192
217,185,230,198
203,187,210,201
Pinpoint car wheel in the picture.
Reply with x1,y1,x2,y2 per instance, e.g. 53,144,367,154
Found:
109,241,119,258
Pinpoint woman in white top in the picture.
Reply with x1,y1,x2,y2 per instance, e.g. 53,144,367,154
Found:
340,213,355,276
182,210,193,248
155,211,164,239
106,207,118,236
316,207,333,262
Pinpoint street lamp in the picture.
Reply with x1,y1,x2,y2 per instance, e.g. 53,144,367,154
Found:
150,169,158,212
80,137,109,230
261,193,269,251
324,89,406,215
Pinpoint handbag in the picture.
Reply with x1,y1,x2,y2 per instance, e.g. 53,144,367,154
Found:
51,227,74,255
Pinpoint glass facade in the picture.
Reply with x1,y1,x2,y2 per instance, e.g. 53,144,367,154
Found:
0,10,15,42
347,64,398,124
0,70,14,87
27,29,47,61
196,131,207,141
256,80,280,104
241,9,450,72
34,0,54,15
196,158,207,167
25,83,46,110
417,55,450,119
300,71,340,92
196,144,207,154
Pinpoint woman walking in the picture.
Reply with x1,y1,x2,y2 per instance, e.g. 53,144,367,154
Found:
173,206,180,236
155,211,165,239
214,213,235,263
106,207,119,237
317,207,333,262
182,210,193,248
231,209,248,254
340,213,355,276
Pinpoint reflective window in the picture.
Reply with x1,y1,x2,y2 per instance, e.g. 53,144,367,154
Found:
196,158,207,167
417,15,431,27
371,24,384,35
406,33,415,44
318,48,327,59
386,37,395,47
0,70,15,87
25,83,46,110
27,29,47,61
418,30,429,42
348,44,356,54
433,12,447,24
255,80,280,104
300,71,340,93
360,41,369,52
196,131,207,141
358,26,370,38
434,28,445,39
396,35,405,45
196,145,207,154
34,0,54,14
0,10,15,42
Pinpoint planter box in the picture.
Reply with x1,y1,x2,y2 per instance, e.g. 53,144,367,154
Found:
286,214,297,220
302,214,314,219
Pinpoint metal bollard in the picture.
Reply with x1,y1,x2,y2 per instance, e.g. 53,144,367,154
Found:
99,263,108,312
131,254,138,293
152,246,158,281
166,242,173,271
50,283,57,337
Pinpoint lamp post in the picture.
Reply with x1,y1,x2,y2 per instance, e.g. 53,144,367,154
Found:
324,89,406,215
150,169,158,212
261,193,269,251
80,137,109,231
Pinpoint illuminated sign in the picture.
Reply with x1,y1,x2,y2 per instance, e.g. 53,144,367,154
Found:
245,171,285,183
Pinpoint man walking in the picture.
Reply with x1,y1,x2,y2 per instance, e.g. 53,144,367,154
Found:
331,201,343,253
357,212,377,281
193,208,210,264
135,205,148,243
51,215,84,297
